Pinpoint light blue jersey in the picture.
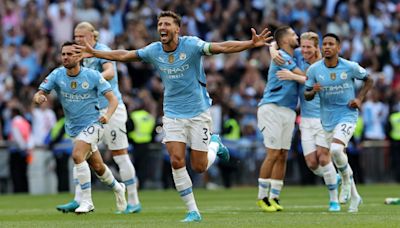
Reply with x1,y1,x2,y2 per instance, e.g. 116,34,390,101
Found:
259,50,298,110
39,67,112,137
305,57,368,131
294,49,320,118
137,36,211,118
82,42,123,109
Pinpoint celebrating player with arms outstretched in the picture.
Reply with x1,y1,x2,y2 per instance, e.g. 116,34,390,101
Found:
73,11,272,222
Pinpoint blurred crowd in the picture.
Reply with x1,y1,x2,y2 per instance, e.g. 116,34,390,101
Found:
1,0,400,192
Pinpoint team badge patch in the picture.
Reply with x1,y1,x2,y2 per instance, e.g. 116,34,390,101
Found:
168,54,174,63
82,81,89,89
340,72,347,80
179,53,186,60
330,73,336,80
70,81,77,89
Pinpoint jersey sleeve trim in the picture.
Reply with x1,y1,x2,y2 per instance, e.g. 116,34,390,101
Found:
203,43,212,56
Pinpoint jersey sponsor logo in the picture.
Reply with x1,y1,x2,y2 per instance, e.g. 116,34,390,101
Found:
322,82,351,95
168,54,174,63
340,72,347,80
60,91,91,101
179,52,186,60
330,73,336,80
159,64,189,79
82,81,89,89
70,81,77,89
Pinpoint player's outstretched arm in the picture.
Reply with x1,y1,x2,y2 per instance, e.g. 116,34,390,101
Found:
99,91,118,124
210,28,272,54
74,39,140,62
33,90,48,105
348,76,374,109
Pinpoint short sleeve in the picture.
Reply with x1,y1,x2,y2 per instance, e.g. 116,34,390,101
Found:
137,45,153,62
280,51,297,71
351,61,368,80
305,67,316,89
39,70,57,93
94,71,112,95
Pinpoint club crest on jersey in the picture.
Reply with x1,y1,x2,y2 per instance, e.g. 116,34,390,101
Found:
330,73,336,80
340,72,347,80
70,81,77,89
179,53,186,60
168,54,174,63
82,81,89,89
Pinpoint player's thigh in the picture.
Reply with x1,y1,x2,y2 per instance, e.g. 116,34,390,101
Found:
332,122,356,147
74,123,104,160
300,118,328,155
102,105,129,150
162,116,188,144
281,106,296,150
257,104,284,149
187,110,212,152
314,120,329,149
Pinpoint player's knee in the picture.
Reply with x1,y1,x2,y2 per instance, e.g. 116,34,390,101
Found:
191,162,207,173
305,158,318,170
318,154,331,166
72,153,84,164
170,156,185,169
330,143,345,161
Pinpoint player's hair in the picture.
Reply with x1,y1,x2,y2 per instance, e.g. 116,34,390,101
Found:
274,26,291,48
158,11,181,27
300,32,319,48
75,21,100,41
61,41,78,49
323,33,341,44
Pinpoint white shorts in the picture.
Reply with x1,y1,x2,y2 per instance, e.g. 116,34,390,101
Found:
257,103,296,150
300,117,329,156
100,104,129,150
324,122,356,147
74,122,104,159
162,110,212,152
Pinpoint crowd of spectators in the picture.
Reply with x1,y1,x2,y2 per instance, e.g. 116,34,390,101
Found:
0,0,400,191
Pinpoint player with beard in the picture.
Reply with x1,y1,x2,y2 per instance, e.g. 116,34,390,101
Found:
256,26,303,212
33,41,127,214
73,11,272,222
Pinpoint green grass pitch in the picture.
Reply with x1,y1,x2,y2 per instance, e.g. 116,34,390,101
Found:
0,184,399,227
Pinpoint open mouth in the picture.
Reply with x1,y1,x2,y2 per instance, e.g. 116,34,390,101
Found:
160,31,168,38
